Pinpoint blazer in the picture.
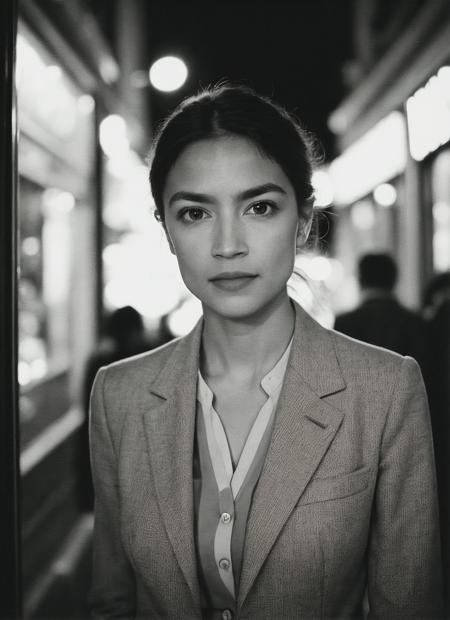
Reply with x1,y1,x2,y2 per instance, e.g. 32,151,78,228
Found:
89,301,443,619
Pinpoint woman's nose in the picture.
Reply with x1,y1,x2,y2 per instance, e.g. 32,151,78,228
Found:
211,218,248,258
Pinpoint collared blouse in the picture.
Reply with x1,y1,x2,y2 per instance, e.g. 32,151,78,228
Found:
193,339,293,617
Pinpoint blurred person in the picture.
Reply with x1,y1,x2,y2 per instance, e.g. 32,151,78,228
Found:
334,253,428,371
80,306,152,511
88,85,442,619
423,271,450,614
83,305,152,413
423,271,450,320
422,272,450,420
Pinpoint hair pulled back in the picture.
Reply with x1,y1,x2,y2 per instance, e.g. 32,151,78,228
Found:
149,84,317,224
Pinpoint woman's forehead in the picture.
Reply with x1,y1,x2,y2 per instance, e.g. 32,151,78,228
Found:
165,135,289,191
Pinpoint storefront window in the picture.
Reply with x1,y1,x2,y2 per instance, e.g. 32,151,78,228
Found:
19,182,76,387
17,23,95,444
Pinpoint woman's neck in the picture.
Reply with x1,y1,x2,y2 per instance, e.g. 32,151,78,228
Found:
200,293,295,383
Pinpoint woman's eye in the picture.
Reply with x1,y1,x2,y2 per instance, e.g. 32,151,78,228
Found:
178,207,207,222
247,201,275,216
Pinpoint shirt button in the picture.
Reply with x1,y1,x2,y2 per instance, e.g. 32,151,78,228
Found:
221,610,233,620
221,512,232,524
218,558,231,570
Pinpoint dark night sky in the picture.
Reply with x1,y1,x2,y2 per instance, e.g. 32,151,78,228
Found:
145,1,354,160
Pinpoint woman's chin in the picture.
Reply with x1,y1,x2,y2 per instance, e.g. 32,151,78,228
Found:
201,296,260,320
201,292,288,323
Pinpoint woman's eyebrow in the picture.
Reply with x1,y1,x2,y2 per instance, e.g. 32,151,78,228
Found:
168,191,213,206
237,183,287,201
168,183,287,207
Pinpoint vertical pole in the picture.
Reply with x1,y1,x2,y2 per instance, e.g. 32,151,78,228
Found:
399,107,423,309
94,100,104,337
0,0,22,618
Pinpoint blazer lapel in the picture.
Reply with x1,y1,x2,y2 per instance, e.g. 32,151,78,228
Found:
141,318,203,609
238,303,346,608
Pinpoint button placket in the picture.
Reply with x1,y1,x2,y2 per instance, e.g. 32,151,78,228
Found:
197,339,292,605
214,487,235,597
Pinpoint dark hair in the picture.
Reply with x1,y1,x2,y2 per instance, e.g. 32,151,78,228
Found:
149,84,317,224
358,253,398,290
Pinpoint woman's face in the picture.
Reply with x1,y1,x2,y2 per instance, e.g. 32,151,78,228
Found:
163,135,306,321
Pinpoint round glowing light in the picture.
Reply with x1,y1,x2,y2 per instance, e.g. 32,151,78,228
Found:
149,56,188,92
433,230,450,271
22,236,40,257
77,94,95,115
351,200,375,230
99,114,129,159
30,358,48,381
41,189,75,215
18,361,32,386
433,201,450,225
373,183,397,207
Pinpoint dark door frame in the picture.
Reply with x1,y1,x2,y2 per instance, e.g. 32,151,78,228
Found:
0,0,22,617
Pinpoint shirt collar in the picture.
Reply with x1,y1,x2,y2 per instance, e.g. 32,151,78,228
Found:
197,336,293,402
260,336,293,396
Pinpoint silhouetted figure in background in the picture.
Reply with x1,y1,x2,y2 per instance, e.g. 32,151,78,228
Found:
334,253,428,372
82,306,153,412
79,306,153,511
423,271,450,612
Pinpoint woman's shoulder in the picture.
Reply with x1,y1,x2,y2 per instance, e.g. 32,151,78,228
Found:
98,335,183,383
91,316,203,412
294,302,419,390
296,301,407,373
324,328,425,420
329,325,418,379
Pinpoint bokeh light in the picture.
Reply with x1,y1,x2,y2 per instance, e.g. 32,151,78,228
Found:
373,183,397,207
149,56,188,92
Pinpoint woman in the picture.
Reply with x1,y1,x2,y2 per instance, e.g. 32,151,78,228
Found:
89,85,443,619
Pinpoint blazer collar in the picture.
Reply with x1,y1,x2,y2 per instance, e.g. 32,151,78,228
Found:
139,316,203,610
236,303,346,607
289,300,346,397
149,314,203,399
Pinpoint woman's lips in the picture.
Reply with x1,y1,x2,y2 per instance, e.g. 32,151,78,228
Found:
210,275,258,292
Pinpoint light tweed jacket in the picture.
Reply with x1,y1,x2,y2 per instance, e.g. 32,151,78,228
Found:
89,301,443,619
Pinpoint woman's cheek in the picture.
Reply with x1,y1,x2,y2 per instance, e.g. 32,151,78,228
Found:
175,251,207,296
271,235,297,273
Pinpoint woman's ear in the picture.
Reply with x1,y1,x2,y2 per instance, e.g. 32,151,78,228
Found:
296,206,314,250
163,225,176,255
154,208,176,255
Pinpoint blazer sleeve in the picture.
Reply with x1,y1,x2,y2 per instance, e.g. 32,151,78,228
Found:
367,356,444,618
88,367,136,618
